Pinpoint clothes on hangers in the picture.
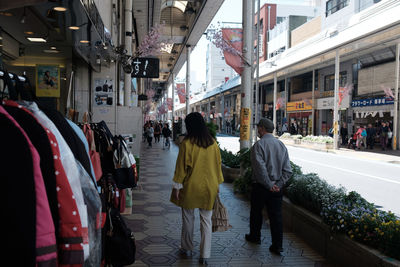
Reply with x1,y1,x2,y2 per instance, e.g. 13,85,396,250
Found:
3,100,86,266
0,105,57,266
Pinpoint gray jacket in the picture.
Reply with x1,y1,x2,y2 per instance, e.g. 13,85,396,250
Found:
250,133,292,190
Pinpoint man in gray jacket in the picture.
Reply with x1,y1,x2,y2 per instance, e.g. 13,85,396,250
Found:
245,118,292,255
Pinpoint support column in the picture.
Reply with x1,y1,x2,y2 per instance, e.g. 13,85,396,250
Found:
393,43,399,150
124,0,132,106
186,45,191,115
284,77,288,119
208,100,211,122
334,50,340,150
240,0,253,151
221,93,225,133
273,72,277,135
172,73,175,122
312,69,315,136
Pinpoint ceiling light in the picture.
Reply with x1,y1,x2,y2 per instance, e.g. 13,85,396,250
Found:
43,49,60,53
24,31,34,35
20,7,26,24
27,37,47,42
68,26,80,30
80,40,89,44
50,46,57,50
53,6,67,12
0,12,13,17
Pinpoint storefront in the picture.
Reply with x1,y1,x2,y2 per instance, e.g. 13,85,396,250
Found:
316,95,350,135
287,100,312,136
0,1,113,120
351,96,394,128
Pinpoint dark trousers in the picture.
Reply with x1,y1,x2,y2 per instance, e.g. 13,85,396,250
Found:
249,183,283,249
147,137,153,147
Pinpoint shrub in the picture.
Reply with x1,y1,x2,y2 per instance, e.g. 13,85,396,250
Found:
220,148,240,168
206,122,218,139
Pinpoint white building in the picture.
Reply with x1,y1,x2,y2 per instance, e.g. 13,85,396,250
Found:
205,42,237,92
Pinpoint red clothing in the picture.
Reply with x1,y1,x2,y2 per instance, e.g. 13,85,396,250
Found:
4,101,85,266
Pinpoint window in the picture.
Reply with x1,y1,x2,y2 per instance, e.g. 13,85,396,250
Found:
326,0,349,17
324,71,347,91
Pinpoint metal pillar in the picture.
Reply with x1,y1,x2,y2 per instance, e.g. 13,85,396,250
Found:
312,69,315,136
284,77,288,119
394,43,399,150
171,73,175,122
255,0,261,136
186,45,191,115
273,72,277,135
221,92,225,132
334,50,340,150
124,0,132,106
240,0,253,151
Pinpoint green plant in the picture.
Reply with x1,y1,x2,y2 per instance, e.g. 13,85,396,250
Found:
220,149,240,168
206,122,218,139
287,170,400,260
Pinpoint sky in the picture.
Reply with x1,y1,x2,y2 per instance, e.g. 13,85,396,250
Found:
173,0,311,96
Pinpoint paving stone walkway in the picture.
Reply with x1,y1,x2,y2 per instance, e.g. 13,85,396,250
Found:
124,139,332,266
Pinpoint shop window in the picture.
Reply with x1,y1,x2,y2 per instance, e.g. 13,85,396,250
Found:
326,0,349,17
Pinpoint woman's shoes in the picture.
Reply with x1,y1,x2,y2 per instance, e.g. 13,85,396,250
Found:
199,258,208,265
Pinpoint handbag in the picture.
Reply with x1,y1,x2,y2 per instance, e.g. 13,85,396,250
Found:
113,136,137,189
388,131,393,139
83,123,103,181
105,206,136,265
211,195,232,232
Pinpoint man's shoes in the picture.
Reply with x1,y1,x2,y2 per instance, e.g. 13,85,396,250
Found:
245,234,261,244
179,248,192,257
199,258,208,265
269,245,283,255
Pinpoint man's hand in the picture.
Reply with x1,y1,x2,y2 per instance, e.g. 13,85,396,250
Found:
173,188,180,200
270,184,280,192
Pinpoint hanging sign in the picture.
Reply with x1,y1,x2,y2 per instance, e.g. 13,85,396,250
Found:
131,58,159,78
240,107,251,141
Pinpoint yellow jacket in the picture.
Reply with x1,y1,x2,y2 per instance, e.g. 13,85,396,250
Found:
171,139,224,210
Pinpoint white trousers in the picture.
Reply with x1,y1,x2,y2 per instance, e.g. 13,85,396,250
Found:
181,208,213,258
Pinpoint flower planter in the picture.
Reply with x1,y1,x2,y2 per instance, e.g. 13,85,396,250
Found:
282,197,400,267
221,163,241,183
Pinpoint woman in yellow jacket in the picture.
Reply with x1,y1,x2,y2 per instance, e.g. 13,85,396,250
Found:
171,112,224,265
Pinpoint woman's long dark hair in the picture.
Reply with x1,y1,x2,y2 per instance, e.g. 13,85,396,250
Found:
184,112,214,148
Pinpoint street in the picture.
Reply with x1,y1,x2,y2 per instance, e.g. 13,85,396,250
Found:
217,134,400,216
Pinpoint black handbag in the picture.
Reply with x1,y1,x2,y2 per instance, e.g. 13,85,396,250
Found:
113,137,136,189
105,206,136,265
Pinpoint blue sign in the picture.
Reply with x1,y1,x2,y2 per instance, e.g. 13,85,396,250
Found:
351,97,394,107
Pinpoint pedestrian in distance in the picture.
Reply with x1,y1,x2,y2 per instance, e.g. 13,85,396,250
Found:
355,125,364,150
366,124,376,149
162,123,172,149
245,118,292,256
379,122,389,150
154,122,161,143
170,112,224,265
146,123,154,148
340,123,348,146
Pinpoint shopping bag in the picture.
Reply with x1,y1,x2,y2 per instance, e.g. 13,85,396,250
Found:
211,195,232,232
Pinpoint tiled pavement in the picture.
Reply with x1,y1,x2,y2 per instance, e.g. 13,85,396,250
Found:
123,139,332,266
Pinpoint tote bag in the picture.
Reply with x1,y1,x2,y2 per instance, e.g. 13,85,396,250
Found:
211,195,232,232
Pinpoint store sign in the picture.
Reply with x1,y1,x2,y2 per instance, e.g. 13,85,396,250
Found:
316,97,349,110
351,97,394,107
131,58,159,78
287,100,312,112
321,90,334,97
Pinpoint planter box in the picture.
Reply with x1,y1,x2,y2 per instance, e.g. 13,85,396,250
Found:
221,163,241,182
282,197,400,267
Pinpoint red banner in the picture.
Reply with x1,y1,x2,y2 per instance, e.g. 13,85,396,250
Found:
167,98,173,110
222,28,243,75
176,83,186,104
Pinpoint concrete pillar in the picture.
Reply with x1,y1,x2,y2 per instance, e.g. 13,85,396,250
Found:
186,45,191,115
124,0,132,106
240,0,253,151
393,43,399,150
334,50,340,150
312,69,315,136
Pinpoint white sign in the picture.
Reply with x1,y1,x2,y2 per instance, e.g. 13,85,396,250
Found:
316,96,349,110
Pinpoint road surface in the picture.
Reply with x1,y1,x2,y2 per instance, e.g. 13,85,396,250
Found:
217,134,400,215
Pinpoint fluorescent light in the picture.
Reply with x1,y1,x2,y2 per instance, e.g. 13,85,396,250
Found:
43,49,60,53
50,46,57,50
27,37,47,42
80,40,89,44
53,7,67,12
68,26,80,30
